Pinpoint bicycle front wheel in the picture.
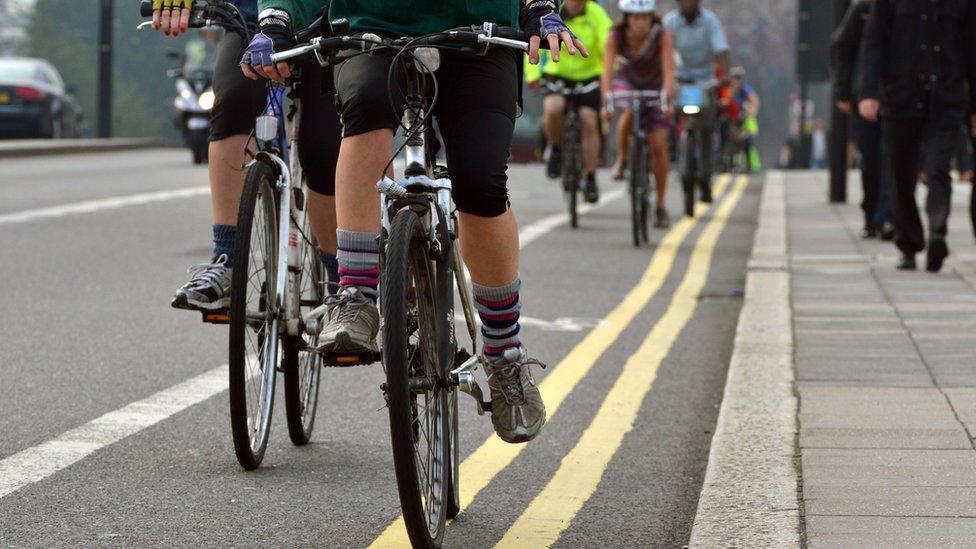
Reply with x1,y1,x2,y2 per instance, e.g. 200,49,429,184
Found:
229,161,279,470
382,209,449,548
283,223,324,446
628,135,649,247
562,123,581,229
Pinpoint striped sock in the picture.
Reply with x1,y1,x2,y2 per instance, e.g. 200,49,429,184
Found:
318,250,340,296
474,278,522,358
336,230,380,300
212,224,236,261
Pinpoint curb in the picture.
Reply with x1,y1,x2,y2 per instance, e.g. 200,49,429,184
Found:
0,139,178,159
689,171,802,547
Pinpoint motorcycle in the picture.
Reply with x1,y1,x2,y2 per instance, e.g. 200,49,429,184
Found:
166,49,215,164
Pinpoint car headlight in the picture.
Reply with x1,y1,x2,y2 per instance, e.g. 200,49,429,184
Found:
198,89,215,111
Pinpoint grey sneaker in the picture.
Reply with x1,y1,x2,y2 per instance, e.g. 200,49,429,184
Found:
485,347,547,444
315,286,380,353
172,254,232,311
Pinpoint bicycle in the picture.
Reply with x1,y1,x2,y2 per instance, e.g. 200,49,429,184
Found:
140,0,334,467
271,22,532,548
541,79,600,229
675,80,717,217
608,89,663,247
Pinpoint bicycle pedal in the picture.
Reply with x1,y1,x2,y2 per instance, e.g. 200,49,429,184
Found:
201,309,230,324
321,351,380,367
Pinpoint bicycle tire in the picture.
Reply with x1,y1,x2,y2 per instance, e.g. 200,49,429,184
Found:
562,121,581,229
229,161,280,470
435,218,462,520
382,209,449,548
683,126,697,217
628,135,647,247
283,221,324,446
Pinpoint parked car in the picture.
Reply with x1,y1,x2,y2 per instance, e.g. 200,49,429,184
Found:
0,58,82,139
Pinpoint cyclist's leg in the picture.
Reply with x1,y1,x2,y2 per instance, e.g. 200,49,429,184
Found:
314,53,403,352
437,48,545,444
649,127,670,208
613,109,633,179
580,106,600,202
172,31,263,311
699,110,715,201
298,63,341,291
542,88,566,179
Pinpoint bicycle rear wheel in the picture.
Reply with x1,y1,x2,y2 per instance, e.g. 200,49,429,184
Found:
283,221,324,446
383,208,449,548
683,127,697,217
229,161,279,470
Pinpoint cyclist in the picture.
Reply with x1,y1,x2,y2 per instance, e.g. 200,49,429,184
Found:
663,0,729,202
601,0,675,229
241,0,586,444
525,0,612,204
152,0,342,312
730,66,761,173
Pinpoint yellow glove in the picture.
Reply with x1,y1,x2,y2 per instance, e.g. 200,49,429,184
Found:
153,0,193,9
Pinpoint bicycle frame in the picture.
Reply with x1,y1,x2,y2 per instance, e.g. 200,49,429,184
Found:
250,85,314,338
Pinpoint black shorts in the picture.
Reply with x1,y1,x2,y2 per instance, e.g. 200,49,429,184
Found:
210,32,340,196
333,47,519,217
543,76,601,113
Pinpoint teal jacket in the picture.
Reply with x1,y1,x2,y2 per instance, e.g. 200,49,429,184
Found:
259,0,521,36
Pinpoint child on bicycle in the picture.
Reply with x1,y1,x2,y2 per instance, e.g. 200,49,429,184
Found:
601,0,675,229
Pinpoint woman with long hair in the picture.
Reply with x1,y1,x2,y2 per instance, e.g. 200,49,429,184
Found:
601,0,675,228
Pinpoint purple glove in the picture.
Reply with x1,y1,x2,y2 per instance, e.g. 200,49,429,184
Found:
240,32,275,68
521,0,576,42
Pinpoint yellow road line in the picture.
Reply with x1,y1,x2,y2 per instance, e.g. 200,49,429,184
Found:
368,174,734,548
495,175,749,548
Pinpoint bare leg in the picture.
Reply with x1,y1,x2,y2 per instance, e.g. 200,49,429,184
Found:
579,107,600,174
541,94,566,145
459,209,519,286
334,129,390,233
208,134,253,225
613,109,634,178
649,129,670,208
308,190,337,254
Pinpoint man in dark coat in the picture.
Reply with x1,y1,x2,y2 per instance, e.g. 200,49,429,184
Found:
859,0,976,271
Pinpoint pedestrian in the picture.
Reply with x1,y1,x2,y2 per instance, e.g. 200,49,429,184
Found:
809,118,827,170
831,0,894,240
858,0,976,272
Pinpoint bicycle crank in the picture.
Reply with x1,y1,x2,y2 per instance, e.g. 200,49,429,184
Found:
450,354,493,415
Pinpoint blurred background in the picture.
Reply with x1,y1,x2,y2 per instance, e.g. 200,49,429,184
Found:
0,0,817,166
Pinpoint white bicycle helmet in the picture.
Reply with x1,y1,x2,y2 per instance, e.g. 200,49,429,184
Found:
619,0,656,14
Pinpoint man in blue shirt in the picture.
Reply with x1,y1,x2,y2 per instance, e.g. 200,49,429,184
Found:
663,0,729,202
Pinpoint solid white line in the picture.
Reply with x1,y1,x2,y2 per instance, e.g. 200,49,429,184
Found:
0,187,210,225
0,182,620,500
0,365,228,499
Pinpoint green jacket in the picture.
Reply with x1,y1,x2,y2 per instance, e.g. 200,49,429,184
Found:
523,1,611,83
259,0,521,37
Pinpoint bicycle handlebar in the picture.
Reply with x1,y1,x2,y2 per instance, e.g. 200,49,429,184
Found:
270,24,534,65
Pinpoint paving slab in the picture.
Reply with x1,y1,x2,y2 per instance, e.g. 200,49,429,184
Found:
805,516,976,549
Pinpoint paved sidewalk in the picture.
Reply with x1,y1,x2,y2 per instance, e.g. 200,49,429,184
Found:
789,172,976,547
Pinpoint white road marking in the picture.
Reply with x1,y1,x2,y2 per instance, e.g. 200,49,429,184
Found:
0,182,623,499
0,366,227,499
0,187,210,225
454,313,607,332
519,188,625,248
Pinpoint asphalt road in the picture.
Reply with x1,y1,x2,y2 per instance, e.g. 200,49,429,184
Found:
0,149,760,548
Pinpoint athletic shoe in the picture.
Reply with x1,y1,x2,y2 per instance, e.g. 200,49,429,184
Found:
484,347,547,444
315,286,380,353
171,254,232,311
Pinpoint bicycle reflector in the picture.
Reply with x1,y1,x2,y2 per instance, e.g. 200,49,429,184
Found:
682,105,702,115
255,115,277,142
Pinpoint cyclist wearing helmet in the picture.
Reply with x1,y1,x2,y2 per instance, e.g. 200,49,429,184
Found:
151,0,343,312
241,0,587,444
525,0,613,204
602,0,675,229
663,0,729,202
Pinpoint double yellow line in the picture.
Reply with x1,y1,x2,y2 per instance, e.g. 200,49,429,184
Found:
370,175,747,548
